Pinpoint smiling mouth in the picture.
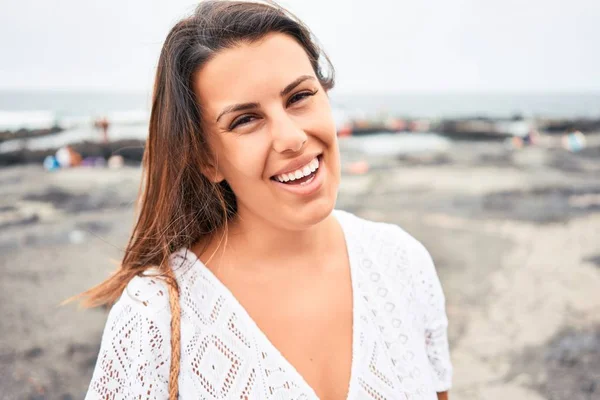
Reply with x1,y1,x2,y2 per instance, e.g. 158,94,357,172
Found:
270,155,322,186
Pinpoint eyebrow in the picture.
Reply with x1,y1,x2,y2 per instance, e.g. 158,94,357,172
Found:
215,75,316,123
280,75,315,97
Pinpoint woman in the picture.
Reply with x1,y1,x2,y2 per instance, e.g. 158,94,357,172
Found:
82,1,452,399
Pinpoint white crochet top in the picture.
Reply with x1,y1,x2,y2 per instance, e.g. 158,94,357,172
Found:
85,210,452,399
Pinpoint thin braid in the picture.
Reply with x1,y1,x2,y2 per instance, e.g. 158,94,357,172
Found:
165,268,181,400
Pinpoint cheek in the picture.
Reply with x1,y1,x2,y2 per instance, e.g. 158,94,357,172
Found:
217,136,270,182
309,98,337,141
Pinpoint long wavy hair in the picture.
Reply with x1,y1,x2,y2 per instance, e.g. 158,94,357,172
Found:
76,1,334,397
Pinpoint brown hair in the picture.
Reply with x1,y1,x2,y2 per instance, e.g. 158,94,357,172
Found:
76,1,334,397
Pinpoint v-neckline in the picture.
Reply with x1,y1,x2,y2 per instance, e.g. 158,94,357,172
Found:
180,210,358,400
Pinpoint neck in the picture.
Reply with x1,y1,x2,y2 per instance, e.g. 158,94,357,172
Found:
199,207,339,274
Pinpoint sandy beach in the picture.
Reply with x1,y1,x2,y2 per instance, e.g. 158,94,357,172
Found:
1,135,599,399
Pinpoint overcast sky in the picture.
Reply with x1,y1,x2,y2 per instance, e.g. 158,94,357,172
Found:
1,0,599,93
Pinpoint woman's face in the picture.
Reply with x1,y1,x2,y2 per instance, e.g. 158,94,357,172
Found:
194,33,340,231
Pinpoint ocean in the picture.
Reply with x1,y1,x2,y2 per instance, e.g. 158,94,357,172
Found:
1,90,599,153
333,92,600,120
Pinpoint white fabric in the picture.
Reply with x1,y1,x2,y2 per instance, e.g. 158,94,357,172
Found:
86,210,452,399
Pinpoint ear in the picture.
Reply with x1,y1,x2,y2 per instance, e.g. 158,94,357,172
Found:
200,159,225,183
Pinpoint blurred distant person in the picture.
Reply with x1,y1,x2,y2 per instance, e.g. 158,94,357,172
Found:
522,129,540,146
562,130,587,152
55,145,81,168
94,116,110,143
77,2,452,399
94,116,111,160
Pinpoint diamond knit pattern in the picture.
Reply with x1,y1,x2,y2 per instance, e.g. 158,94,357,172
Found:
86,210,452,399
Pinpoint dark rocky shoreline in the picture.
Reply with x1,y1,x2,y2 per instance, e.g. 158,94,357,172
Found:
0,139,146,167
0,126,63,143
1,139,599,399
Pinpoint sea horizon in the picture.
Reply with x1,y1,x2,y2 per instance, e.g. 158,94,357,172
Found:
1,89,600,132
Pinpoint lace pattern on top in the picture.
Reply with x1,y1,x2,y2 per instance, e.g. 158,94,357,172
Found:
85,210,452,399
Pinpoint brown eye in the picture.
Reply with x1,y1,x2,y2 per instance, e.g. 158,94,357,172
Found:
229,115,257,130
287,89,318,106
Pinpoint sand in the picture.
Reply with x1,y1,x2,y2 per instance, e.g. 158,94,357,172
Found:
1,137,599,399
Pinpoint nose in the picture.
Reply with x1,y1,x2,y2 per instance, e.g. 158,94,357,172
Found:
270,112,307,154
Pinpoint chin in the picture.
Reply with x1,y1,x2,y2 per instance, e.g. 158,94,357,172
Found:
301,199,336,226
284,191,338,231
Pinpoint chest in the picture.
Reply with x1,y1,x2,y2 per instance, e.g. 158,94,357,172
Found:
226,261,354,400
180,255,439,399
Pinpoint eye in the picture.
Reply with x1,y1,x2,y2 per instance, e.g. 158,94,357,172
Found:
229,114,257,130
287,89,318,107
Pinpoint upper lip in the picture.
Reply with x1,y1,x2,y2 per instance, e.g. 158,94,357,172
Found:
270,152,321,177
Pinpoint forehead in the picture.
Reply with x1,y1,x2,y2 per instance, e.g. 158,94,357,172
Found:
194,33,316,112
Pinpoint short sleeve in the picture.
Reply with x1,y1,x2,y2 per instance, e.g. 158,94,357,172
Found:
410,237,453,392
85,276,172,400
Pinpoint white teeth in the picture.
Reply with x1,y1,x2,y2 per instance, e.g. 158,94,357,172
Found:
274,156,320,183
313,158,320,170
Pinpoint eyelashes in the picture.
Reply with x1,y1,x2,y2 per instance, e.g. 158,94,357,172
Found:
229,114,256,130
287,89,318,106
228,89,319,130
